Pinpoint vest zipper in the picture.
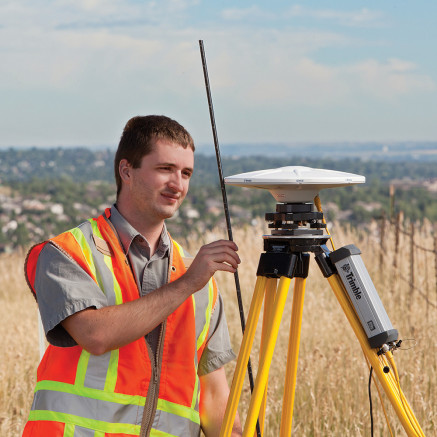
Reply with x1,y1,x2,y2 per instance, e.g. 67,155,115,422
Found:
140,321,166,437
128,227,173,437
103,212,162,436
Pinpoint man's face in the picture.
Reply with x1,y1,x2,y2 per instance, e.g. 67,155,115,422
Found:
125,139,194,223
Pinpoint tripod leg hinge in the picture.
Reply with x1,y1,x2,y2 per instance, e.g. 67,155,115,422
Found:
257,253,296,278
256,252,310,278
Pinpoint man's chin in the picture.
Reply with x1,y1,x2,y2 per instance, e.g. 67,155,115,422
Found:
157,207,179,220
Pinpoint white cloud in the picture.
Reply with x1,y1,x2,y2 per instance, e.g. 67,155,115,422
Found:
287,5,385,28
191,32,435,110
221,4,385,28
346,58,436,97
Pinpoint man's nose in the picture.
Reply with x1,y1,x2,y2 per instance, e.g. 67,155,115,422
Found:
168,171,184,192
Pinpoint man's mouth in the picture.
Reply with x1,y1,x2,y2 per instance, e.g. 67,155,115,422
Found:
161,192,180,201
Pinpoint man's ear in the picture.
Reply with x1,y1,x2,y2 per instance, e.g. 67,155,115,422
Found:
119,159,132,184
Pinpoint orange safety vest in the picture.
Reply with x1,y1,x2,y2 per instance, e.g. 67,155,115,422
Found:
23,209,218,436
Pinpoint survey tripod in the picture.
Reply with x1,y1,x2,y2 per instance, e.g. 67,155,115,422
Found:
220,200,425,437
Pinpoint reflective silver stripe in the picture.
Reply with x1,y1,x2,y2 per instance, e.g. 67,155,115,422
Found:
33,389,142,426
77,221,117,306
154,408,200,436
83,351,113,391
73,426,96,437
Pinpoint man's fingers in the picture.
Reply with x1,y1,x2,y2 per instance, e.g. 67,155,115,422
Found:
209,253,240,270
185,240,242,290
201,239,239,252
198,241,240,263
212,261,238,273
200,247,241,268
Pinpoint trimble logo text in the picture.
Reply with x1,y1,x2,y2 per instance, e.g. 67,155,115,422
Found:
345,272,362,300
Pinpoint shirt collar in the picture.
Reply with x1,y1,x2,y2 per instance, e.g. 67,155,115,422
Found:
109,204,170,256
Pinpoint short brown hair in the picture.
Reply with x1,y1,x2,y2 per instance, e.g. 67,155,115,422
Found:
114,115,195,196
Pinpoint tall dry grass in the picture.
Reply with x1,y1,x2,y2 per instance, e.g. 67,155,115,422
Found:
0,250,39,436
1,219,436,436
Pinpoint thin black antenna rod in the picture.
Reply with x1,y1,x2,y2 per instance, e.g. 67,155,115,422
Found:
199,40,261,437
198,39,247,336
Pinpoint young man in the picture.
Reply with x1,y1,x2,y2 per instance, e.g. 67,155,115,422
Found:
23,115,242,436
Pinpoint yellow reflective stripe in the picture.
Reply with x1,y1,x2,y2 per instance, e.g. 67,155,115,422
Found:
69,227,98,283
109,266,123,305
192,294,196,316
28,410,140,435
150,429,177,437
75,350,91,387
94,432,105,437
191,375,199,410
172,240,185,257
63,423,75,437
35,380,146,406
89,220,123,305
157,398,200,425
104,349,119,392
196,279,214,351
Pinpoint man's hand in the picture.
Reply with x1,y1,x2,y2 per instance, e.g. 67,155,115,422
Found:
181,240,241,292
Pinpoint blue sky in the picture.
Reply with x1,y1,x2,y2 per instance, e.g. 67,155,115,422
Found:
1,0,436,149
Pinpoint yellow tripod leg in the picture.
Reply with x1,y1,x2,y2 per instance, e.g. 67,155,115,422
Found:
243,277,292,437
220,276,267,437
280,277,306,437
256,278,278,436
385,351,425,436
327,274,425,437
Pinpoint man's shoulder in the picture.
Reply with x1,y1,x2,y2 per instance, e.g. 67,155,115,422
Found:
29,216,101,260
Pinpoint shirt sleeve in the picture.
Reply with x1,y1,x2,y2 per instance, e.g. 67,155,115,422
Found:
34,243,108,347
197,290,236,376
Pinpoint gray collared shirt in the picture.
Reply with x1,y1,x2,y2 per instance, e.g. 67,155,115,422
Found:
109,205,170,296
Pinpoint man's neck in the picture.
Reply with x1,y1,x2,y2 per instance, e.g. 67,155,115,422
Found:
115,203,165,255
139,223,164,256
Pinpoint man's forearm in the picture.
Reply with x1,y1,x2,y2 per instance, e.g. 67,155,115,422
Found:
200,368,242,437
62,275,193,355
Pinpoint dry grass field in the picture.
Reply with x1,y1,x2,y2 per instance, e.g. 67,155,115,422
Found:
1,219,436,436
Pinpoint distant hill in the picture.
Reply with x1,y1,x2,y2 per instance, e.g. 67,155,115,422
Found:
0,146,435,251
196,141,437,162
0,145,436,186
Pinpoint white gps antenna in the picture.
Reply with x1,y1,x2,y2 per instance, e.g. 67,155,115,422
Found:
224,166,365,203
